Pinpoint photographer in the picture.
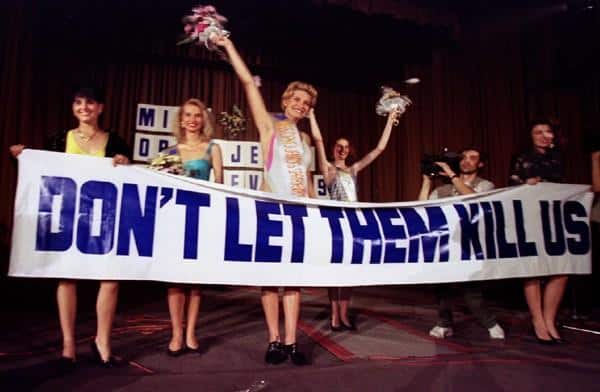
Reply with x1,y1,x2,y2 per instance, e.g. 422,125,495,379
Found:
418,147,505,340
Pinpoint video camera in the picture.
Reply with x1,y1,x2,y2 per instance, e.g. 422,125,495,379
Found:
421,148,461,178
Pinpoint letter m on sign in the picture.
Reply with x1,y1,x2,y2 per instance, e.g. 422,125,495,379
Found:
137,104,156,131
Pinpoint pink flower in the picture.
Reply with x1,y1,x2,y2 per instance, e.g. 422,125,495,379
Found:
182,15,199,24
214,14,227,23
195,23,208,33
192,5,214,16
179,4,229,48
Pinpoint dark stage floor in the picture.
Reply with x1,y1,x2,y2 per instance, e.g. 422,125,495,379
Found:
1,283,600,391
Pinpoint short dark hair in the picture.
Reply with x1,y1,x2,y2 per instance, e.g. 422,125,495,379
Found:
459,146,487,164
528,118,559,133
72,86,105,103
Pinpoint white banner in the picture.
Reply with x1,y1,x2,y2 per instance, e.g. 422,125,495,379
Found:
9,150,593,286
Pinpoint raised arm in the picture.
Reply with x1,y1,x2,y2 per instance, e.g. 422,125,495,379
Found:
418,175,433,201
213,36,273,141
435,161,476,195
307,109,336,185
351,110,400,174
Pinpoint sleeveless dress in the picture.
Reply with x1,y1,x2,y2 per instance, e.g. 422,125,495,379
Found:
263,119,312,197
65,131,106,157
159,142,214,180
327,167,357,202
47,129,130,158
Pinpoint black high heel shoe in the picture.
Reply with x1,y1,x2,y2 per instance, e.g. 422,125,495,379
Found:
530,329,555,345
186,343,204,355
90,341,120,368
534,335,555,345
340,320,357,331
330,323,344,332
264,341,287,365
56,356,77,373
283,343,308,366
551,336,566,344
167,345,186,357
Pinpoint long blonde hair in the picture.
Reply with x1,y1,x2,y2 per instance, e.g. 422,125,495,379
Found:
280,81,318,111
172,98,214,142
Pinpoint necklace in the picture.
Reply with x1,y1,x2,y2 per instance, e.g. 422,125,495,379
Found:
75,128,97,142
184,139,206,149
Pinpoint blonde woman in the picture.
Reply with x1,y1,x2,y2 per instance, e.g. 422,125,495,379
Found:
152,98,223,355
214,35,316,365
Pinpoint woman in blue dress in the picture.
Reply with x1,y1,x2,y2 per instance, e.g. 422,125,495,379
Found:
152,98,223,355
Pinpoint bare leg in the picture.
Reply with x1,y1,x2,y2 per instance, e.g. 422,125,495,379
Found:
524,278,551,340
168,286,185,351
543,275,568,339
282,288,301,345
328,288,340,327
186,287,202,349
261,287,280,342
338,287,353,326
95,281,119,360
339,300,351,325
57,280,77,359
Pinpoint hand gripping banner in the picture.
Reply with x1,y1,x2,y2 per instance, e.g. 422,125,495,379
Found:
9,150,593,286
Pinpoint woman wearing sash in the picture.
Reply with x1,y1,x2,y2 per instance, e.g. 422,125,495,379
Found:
308,109,400,331
213,35,315,365
9,87,130,368
151,98,223,355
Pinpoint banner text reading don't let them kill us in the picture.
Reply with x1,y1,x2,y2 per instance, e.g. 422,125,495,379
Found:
9,150,593,286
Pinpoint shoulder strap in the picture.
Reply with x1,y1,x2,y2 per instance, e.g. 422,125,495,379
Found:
202,141,214,160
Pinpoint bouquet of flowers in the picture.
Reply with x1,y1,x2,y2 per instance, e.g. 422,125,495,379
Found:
149,153,184,175
375,86,412,119
177,4,229,50
218,105,247,139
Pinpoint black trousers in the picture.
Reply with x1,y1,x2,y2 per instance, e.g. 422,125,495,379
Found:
435,282,497,329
